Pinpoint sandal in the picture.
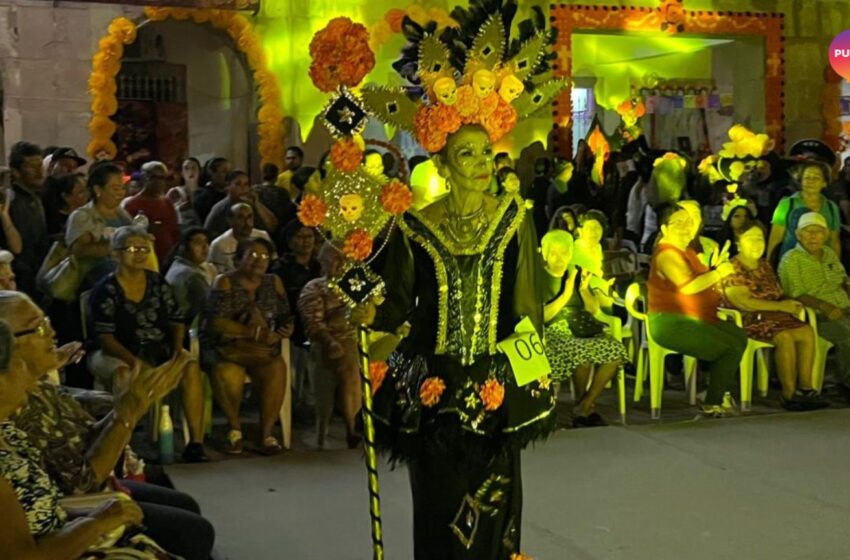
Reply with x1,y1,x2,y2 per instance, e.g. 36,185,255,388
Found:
260,436,283,456
699,404,727,419
225,430,243,455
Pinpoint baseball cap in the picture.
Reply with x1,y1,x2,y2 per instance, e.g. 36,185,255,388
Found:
0,250,13,265
51,147,87,167
796,212,828,231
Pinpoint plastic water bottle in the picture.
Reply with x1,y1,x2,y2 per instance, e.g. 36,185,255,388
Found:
159,405,174,465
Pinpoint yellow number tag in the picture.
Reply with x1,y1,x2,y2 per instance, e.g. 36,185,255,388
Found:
497,317,551,387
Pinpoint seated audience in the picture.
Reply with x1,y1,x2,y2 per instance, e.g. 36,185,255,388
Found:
1,292,215,559
723,224,826,410
541,230,628,427
209,202,275,273
778,212,850,399
496,166,521,196
204,170,277,240
647,204,747,417
769,161,841,264
43,172,88,241
299,244,361,448
166,157,202,228
165,227,216,329
255,162,296,240
123,161,180,261
204,238,294,455
0,297,183,559
87,226,206,460
66,163,133,289
548,205,578,235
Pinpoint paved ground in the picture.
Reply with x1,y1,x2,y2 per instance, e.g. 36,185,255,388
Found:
169,407,850,560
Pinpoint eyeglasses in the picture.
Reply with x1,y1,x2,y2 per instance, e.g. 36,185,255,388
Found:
249,252,271,260
14,317,52,339
122,246,151,255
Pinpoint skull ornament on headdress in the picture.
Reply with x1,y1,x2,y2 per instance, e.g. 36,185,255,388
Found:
339,193,365,223
434,77,458,106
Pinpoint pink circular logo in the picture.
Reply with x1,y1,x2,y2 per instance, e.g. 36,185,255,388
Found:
830,30,850,80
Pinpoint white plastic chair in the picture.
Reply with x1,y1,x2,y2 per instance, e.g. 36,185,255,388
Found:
802,309,834,393
717,308,774,412
624,282,697,419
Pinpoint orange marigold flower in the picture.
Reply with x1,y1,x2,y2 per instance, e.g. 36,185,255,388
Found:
297,195,328,227
330,139,364,173
369,361,389,393
414,106,449,153
380,180,413,215
419,377,446,407
455,85,480,118
431,104,463,134
479,378,505,411
479,92,500,117
309,17,375,92
511,554,535,560
343,229,373,261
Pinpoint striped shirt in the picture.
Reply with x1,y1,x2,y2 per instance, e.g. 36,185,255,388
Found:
778,245,850,310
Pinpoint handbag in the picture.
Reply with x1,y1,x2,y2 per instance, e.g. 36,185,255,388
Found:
216,305,281,368
37,241,87,302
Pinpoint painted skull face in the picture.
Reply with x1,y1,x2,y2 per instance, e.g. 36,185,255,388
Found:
434,77,458,106
339,193,364,223
472,70,496,99
498,74,524,103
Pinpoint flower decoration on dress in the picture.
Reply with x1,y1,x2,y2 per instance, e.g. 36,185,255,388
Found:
479,378,505,411
369,362,388,393
419,377,447,408
359,0,566,153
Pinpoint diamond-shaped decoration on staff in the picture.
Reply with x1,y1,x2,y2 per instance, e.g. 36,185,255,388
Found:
329,263,385,307
322,87,368,139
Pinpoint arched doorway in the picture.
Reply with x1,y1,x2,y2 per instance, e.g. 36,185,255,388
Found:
114,19,256,176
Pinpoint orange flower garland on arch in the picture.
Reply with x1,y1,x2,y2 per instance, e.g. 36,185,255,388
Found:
87,9,286,167
87,17,137,160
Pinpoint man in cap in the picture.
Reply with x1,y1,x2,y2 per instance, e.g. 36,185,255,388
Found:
779,211,850,398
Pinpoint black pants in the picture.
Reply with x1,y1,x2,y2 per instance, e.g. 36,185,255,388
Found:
123,480,215,560
408,442,522,560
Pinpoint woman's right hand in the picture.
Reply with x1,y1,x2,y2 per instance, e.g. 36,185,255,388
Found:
91,498,144,531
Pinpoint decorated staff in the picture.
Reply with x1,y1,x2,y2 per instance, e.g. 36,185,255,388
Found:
299,16,415,560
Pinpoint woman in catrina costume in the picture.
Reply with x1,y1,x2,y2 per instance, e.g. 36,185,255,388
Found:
355,2,566,557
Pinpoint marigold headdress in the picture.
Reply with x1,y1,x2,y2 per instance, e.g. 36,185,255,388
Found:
360,0,566,153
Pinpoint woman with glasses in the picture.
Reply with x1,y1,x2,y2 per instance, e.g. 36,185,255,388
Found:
767,161,841,264
647,204,747,418
203,237,294,455
87,226,207,461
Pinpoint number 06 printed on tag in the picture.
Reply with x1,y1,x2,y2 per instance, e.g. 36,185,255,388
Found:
497,316,551,387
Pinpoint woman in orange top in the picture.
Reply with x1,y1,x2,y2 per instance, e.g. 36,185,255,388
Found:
647,203,747,417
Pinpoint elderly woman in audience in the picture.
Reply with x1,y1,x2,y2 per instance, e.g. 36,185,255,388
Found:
165,227,216,329
204,237,294,455
648,204,747,417
722,224,826,410
298,244,361,448
779,212,850,400
66,163,133,288
0,297,184,559
769,161,841,264
1,291,215,559
87,226,207,461
541,230,628,427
